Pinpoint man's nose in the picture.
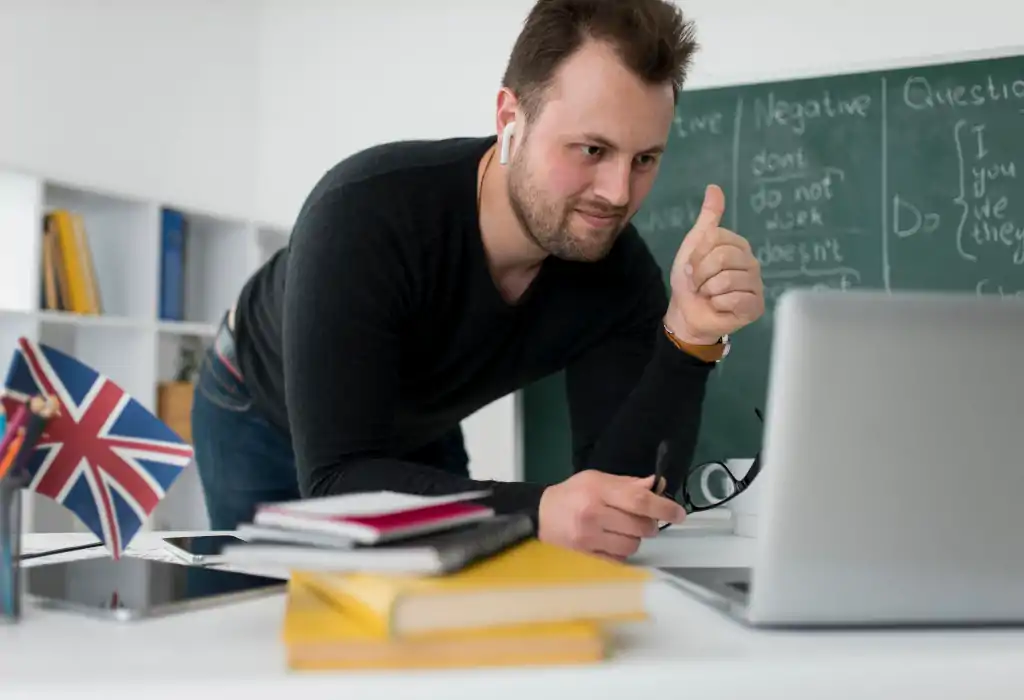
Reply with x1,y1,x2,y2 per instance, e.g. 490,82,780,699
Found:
591,159,632,209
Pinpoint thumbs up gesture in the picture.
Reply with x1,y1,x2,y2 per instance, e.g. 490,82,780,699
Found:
665,185,765,345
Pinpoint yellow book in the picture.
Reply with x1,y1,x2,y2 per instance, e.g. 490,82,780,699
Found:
70,212,103,314
282,579,607,671
49,209,99,315
294,538,651,639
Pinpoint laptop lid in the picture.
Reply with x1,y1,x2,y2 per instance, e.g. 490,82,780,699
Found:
743,288,1024,627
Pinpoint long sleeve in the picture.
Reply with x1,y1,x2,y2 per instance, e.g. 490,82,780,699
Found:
564,260,716,498
281,186,546,519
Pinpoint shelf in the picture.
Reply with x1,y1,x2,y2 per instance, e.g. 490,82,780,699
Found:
44,181,159,320
0,166,288,536
0,309,217,337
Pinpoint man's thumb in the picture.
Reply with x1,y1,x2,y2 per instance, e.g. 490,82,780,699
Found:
632,473,665,494
687,184,725,238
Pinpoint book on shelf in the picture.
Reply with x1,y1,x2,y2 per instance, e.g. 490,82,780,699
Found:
159,208,186,321
40,210,102,315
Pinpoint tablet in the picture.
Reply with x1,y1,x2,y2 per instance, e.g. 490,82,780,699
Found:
24,555,287,621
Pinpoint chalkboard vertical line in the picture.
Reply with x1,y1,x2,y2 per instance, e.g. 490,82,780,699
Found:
881,75,891,292
730,95,743,232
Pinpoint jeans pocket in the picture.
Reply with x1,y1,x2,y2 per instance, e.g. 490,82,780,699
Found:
196,352,252,413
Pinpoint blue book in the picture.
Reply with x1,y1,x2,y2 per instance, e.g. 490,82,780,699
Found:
159,209,186,321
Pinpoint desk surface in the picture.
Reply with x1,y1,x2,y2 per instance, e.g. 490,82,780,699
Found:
3,514,1023,699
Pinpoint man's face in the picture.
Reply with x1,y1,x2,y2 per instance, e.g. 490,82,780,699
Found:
506,40,675,262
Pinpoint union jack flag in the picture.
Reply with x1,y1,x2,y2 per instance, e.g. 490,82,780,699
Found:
1,337,194,559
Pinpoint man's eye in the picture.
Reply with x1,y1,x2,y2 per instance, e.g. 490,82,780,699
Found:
581,145,603,158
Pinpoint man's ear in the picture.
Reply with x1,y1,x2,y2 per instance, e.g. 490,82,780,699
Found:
495,87,521,165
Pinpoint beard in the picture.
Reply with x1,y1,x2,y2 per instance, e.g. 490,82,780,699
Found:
505,145,628,262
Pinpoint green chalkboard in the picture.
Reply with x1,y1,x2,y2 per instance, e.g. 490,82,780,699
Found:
523,50,1024,485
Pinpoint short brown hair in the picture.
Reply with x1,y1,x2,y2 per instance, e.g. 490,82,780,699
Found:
502,0,698,119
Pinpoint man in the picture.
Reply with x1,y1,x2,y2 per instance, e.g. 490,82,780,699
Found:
190,0,765,561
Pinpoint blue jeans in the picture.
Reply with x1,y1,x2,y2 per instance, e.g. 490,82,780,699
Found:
191,330,471,531
190,345,298,531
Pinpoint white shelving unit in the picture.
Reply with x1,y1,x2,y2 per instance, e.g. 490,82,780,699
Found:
0,166,290,540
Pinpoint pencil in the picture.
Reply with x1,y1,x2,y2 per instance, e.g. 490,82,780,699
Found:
0,403,29,463
7,396,55,484
0,433,24,483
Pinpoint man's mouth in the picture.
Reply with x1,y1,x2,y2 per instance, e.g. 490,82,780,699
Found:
575,209,620,227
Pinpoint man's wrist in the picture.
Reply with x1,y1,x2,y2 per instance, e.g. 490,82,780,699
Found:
663,305,719,346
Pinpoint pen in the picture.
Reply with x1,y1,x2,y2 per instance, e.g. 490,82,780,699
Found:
652,440,668,494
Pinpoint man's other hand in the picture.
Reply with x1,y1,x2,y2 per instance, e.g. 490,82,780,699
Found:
537,470,686,560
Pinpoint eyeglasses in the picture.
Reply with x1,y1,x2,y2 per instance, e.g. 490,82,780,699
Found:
656,408,764,531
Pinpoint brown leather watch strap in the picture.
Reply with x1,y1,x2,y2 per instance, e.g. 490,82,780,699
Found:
662,324,729,362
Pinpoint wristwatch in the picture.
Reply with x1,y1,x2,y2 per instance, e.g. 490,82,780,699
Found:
663,324,731,363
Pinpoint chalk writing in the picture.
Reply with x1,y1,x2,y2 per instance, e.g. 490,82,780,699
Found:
976,278,1024,298
674,110,724,139
953,119,1024,264
633,202,700,234
755,235,852,271
903,74,1024,110
750,147,808,178
892,194,941,238
753,90,872,135
764,270,859,305
749,166,845,233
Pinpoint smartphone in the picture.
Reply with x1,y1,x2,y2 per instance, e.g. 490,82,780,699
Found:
162,535,247,565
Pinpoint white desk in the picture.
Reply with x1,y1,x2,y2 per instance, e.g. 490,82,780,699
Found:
3,514,1023,699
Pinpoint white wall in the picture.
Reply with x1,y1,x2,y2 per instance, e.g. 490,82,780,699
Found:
0,0,260,220
255,0,1024,225
254,0,541,483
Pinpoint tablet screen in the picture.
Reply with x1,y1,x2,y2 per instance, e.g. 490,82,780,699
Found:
24,555,287,620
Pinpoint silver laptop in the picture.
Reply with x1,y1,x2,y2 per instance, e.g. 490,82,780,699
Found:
660,288,1024,628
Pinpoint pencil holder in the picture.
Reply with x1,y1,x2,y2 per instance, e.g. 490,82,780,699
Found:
0,478,24,623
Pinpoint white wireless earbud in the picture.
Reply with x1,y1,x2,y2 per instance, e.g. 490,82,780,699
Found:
499,121,516,164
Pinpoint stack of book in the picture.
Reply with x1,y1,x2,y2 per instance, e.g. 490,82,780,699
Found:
220,490,536,575
219,490,654,671
280,538,651,671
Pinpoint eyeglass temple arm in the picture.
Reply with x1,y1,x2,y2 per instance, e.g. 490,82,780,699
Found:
740,407,765,487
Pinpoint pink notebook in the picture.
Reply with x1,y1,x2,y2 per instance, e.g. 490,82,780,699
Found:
252,491,493,544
